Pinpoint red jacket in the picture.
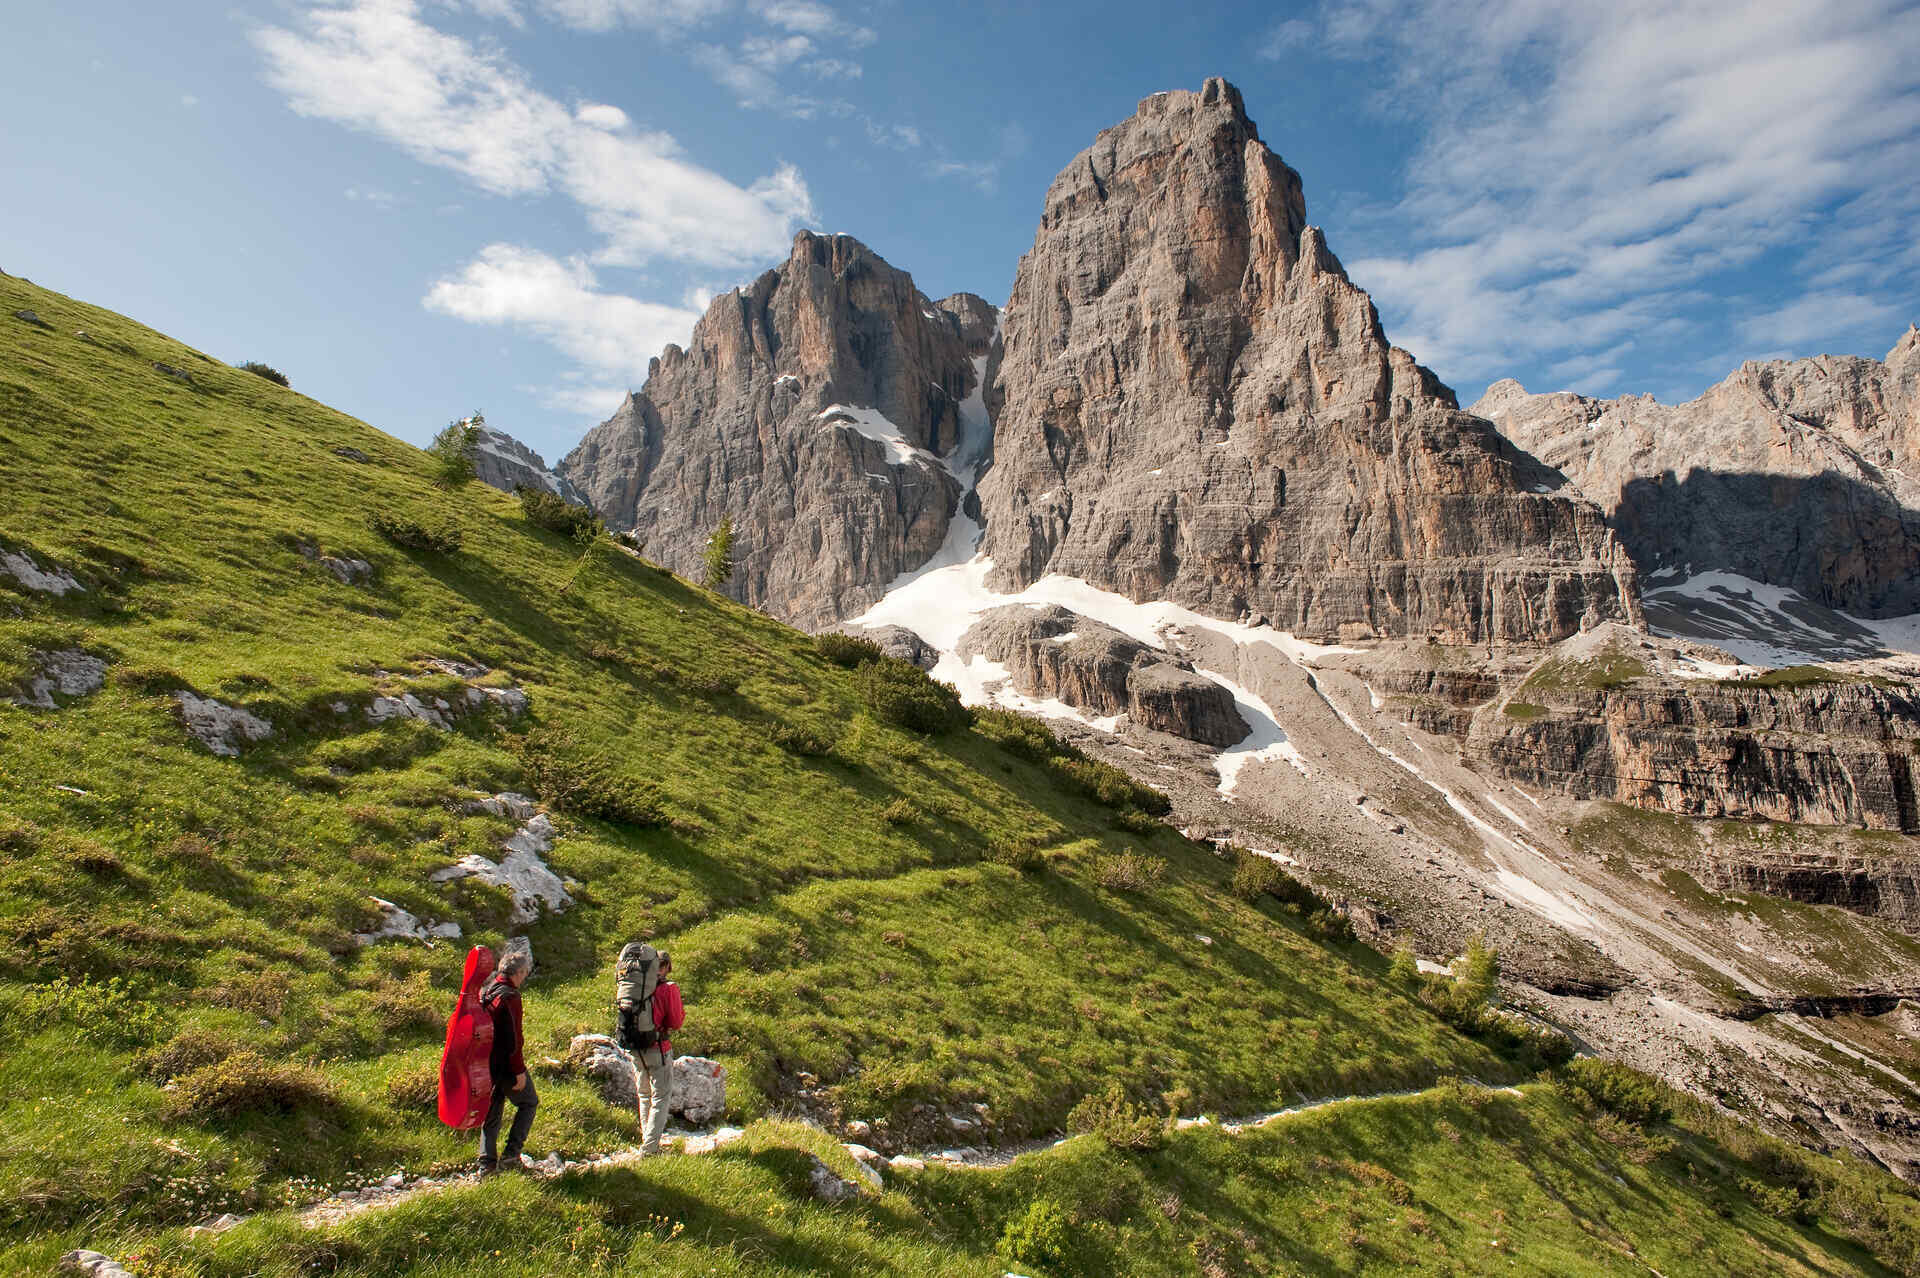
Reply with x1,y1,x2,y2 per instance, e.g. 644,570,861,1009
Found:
652,981,685,1054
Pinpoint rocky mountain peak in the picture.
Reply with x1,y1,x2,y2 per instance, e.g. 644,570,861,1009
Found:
559,233,995,628
977,78,1636,645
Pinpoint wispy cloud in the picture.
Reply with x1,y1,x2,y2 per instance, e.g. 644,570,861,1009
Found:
253,0,812,269
690,40,855,117
927,121,1028,193
1289,0,1920,389
425,243,702,383
1256,18,1312,60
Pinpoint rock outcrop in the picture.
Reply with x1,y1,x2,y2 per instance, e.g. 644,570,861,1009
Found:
11,649,107,709
958,603,1247,745
559,233,996,629
1469,635,1920,830
1701,853,1920,936
976,79,1639,646
1472,327,1920,617
468,421,591,508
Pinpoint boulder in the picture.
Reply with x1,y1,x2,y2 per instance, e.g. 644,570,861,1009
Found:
565,1035,728,1123
958,604,1247,745
806,1155,859,1202
431,813,570,925
836,623,938,670
0,548,84,596
11,308,52,330
174,691,273,757
58,1252,132,1278
11,649,107,709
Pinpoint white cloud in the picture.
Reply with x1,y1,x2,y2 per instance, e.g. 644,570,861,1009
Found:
573,102,630,130
253,0,812,269
533,0,728,30
344,185,399,207
751,0,873,45
424,243,701,381
1256,18,1313,60
865,120,920,150
691,41,852,117
1303,0,1920,389
1738,290,1906,351
181,93,201,107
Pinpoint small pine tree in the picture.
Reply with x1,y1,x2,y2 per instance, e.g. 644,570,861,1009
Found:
1389,941,1420,987
703,516,735,589
428,413,482,488
1452,933,1500,1016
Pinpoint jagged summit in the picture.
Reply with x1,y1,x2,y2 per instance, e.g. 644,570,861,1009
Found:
977,78,1636,645
1474,327,1920,618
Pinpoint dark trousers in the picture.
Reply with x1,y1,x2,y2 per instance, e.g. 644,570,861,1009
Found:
480,1076,538,1163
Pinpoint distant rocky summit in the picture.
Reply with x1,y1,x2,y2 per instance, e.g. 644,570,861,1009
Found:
560,232,996,629
976,79,1639,645
468,422,590,508
1474,327,1920,617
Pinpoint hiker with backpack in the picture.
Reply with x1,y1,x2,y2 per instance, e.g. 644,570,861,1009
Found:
614,943,685,1156
477,942,538,1173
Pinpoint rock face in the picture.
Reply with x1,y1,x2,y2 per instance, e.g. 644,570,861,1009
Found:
1701,852,1920,936
1472,327,1920,617
469,422,591,508
559,232,996,629
1469,648,1920,831
977,79,1639,646
958,603,1247,745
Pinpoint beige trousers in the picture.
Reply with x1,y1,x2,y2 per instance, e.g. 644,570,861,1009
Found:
634,1049,674,1153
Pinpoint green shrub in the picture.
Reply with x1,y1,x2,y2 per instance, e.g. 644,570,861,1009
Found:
138,1027,241,1081
703,516,735,589
427,415,481,488
1562,1057,1673,1127
972,706,1065,762
1094,850,1163,893
1000,1197,1072,1271
859,657,970,734
513,725,666,826
160,1050,338,1121
13,975,163,1046
1231,849,1286,902
1741,1177,1817,1225
1068,1081,1163,1150
384,1061,440,1112
1048,754,1172,814
517,486,602,539
771,722,835,756
880,798,918,826
368,510,461,553
1389,943,1420,987
815,632,884,668
236,360,289,387
987,831,1048,872
1110,807,1161,835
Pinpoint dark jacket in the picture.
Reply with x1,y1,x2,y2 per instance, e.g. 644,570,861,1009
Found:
480,978,526,1084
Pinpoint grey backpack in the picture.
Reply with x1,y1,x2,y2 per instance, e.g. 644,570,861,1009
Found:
613,942,664,1053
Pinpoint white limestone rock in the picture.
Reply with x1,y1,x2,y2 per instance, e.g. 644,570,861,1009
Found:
0,549,83,596
353,896,460,946
12,649,107,709
175,691,273,757
430,812,569,925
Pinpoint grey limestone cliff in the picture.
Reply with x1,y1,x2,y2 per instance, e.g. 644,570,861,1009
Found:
976,79,1640,646
559,232,996,629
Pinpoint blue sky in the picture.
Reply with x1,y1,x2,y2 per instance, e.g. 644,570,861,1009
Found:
6,0,1918,464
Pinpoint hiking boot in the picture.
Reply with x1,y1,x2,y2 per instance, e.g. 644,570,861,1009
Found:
496,1155,532,1175
475,1158,499,1177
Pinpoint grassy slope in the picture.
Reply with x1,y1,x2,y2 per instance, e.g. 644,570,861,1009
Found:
1,275,1917,1274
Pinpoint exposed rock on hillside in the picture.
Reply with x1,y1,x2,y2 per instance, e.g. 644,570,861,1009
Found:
559,233,996,628
976,79,1638,645
1473,327,1920,617
1701,851,1920,936
11,649,107,709
470,422,590,508
958,603,1247,745
1466,629,1920,831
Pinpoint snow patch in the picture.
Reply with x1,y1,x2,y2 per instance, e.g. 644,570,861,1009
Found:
817,404,936,468
1644,570,1920,667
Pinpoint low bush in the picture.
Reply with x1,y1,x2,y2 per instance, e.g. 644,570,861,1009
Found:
1110,807,1162,835
880,798,918,826
1049,754,1172,815
513,725,666,826
1094,850,1163,893
384,1061,440,1112
368,511,461,553
814,632,883,668
1067,1081,1164,1150
160,1050,338,1121
1000,1197,1072,1271
138,1027,241,1080
237,360,289,387
14,975,163,1046
517,486,602,539
859,657,970,734
972,706,1064,762
1231,849,1286,902
1560,1057,1673,1127
1741,1176,1818,1225
685,669,740,698
771,723,835,756
987,831,1048,872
